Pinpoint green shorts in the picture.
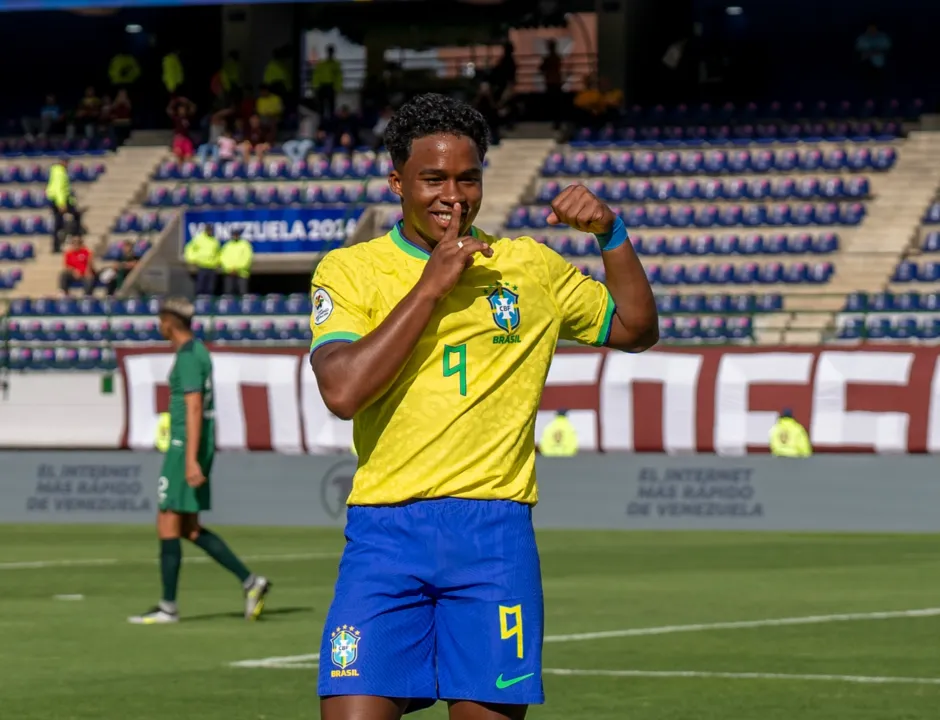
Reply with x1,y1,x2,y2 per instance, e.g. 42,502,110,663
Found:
157,444,213,514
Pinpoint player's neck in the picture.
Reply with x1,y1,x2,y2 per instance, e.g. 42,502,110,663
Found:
170,331,194,350
400,222,435,253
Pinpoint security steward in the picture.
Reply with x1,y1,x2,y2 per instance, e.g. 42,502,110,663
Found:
184,224,221,296
769,408,813,458
539,409,579,457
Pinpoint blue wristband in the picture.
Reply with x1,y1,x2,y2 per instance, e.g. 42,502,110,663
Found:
594,216,628,252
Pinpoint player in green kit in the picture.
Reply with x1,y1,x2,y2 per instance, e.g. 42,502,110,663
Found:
129,297,271,625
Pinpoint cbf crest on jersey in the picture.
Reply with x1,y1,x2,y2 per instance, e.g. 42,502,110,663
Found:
486,283,521,334
330,625,362,676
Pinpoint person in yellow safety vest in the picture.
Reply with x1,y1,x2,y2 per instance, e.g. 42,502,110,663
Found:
220,229,253,296
769,408,813,458
155,412,171,453
220,51,243,99
108,52,142,93
312,45,343,120
263,47,294,99
539,409,579,456
162,51,185,96
46,158,81,253
184,224,221,296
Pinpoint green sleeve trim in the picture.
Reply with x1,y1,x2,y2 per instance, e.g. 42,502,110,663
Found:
592,291,616,347
310,330,363,353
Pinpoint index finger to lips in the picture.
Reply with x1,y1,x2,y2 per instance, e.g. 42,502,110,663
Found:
444,202,463,242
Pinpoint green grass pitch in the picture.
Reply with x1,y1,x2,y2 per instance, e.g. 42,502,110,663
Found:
2,525,939,719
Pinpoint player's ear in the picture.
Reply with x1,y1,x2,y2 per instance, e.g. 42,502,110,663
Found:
388,170,403,200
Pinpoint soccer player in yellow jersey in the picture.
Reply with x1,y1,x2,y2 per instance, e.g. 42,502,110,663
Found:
309,93,658,720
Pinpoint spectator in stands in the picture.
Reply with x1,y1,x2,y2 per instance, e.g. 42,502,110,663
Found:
574,74,622,128
473,82,501,145
363,104,393,151
74,86,103,139
314,104,359,155
58,234,95,296
196,109,237,164
22,94,63,140
239,114,272,163
220,50,243,102
110,89,133,145
856,24,892,94
256,84,284,137
283,122,316,164
263,46,294,101
46,158,81,253
184,224,220,296
540,39,564,129
170,104,195,162
219,228,253,296
102,238,138,295
490,40,517,99
312,45,343,121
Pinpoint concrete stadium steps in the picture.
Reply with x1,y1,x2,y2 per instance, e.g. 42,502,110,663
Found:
473,139,557,235
10,145,168,298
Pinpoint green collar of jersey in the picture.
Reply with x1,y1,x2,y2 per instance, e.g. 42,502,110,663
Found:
390,221,480,261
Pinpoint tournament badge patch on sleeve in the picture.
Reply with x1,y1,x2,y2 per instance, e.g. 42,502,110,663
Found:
313,288,334,326
330,625,362,677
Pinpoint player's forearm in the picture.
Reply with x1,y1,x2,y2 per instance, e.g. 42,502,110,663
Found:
601,242,659,352
313,285,438,420
184,395,202,462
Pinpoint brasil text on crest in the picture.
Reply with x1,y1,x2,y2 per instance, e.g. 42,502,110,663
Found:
330,625,362,678
486,282,522,344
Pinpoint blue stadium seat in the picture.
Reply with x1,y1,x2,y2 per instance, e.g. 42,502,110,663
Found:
837,315,863,340
869,292,893,311
787,233,812,254
866,316,891,339
714,235,739,255
894,291,920,311
814,232,839,253
918,261,940,282
712,263,734,283
844,292,867,312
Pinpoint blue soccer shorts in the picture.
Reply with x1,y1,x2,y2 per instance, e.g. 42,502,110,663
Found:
317,498,545,711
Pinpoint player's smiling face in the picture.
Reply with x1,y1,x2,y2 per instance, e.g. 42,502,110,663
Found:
390,133,483,247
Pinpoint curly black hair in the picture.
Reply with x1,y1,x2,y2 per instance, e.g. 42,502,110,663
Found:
384,93,490,170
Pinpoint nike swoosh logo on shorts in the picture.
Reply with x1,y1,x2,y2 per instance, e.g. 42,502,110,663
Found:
495,672,535,689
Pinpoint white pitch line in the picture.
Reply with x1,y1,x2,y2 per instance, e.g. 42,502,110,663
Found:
544,668,940,686
0,551,339,571
231,653,320,669
544,607,940,643
228,607,940,671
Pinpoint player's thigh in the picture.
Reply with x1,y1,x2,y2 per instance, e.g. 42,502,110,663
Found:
180,513,201,541
156,510,182,539
448,700,528,720
435,502,544,706
318,507,437,703
320,696,408,720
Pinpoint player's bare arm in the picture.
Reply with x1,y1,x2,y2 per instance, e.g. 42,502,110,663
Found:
183,392,205,487
547,184,659,352
312,202,492,420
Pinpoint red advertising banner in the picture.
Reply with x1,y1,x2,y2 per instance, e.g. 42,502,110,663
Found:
116,345,940,454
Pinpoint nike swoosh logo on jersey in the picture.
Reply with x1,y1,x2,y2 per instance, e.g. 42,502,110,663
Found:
495,672,535,689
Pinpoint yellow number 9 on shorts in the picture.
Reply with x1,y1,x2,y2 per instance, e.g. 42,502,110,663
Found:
499,604,524,659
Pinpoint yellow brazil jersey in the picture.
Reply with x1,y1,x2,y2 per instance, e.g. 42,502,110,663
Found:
309,222,615,506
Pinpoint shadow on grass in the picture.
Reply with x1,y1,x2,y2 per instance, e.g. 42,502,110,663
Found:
184,606,314,622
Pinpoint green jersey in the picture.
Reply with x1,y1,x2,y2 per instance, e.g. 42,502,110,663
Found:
168,339,215,452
